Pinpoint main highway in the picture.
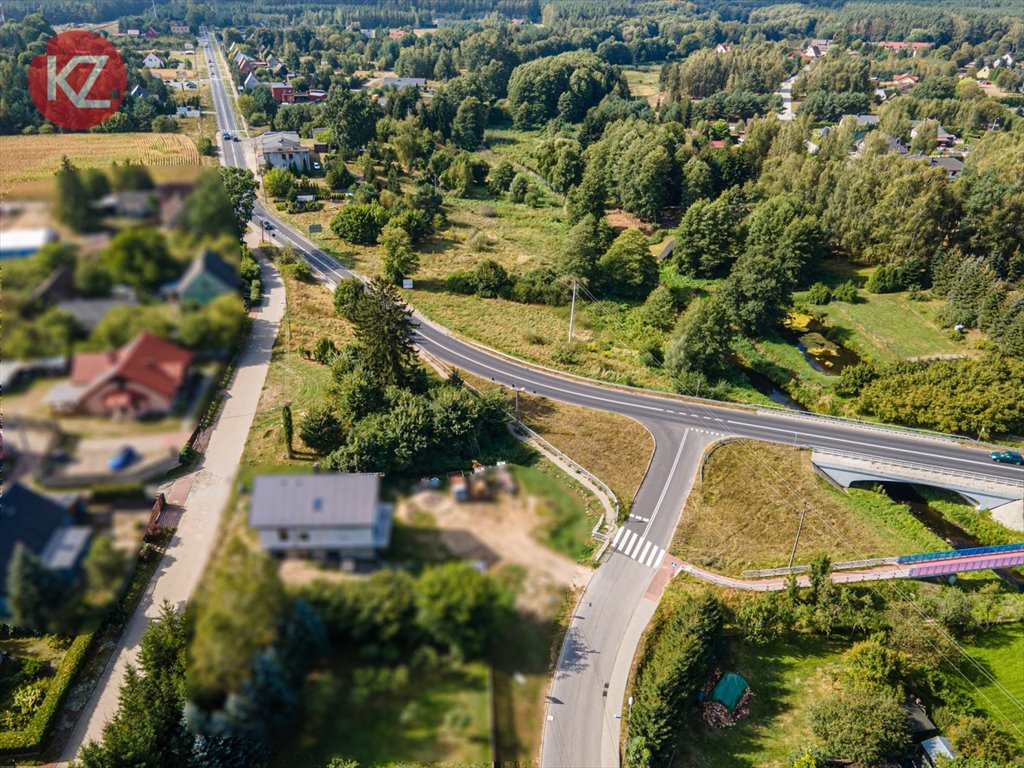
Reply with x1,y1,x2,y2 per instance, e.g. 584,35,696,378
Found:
203,33,1022,767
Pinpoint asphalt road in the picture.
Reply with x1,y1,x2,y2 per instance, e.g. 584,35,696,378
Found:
202,35,1023,767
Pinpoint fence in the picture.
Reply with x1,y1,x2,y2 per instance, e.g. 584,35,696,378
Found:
897,542,1024,566
743,556,898,579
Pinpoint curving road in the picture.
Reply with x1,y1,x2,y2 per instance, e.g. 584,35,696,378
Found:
202,32,1023,768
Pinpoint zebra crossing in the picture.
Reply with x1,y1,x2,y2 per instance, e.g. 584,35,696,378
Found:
610,526,666,568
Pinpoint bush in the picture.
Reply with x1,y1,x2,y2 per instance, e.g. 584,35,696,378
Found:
196,136,216,157
312,336,338,364
551,340,584,365
152,115,178,133
446,271,476,295
508,173,530,203
0,633,93,753
330,202,388,245
866,264,911,294
333,278,364,320
832,280,858,303
288,260,313,282
806,283,832,305
472,259,511,298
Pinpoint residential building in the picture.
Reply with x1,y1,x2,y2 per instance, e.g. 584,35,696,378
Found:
271,61,289,78
130,83,151,99
126,28,140,37
805,44,824,59
242,72,260,91
910,154,965,179
269,81,295,103
911,120,955,148
715,43,731,54
94,190,155,218
142,52,165,68
258,131,311,170
842,113,880,128
389,29,407,40
170,21,190,35
45,332,193,418
921,736,956,767
380,76,427,90
249,473,394,560
0,483,90,617
143,27,159,39
0,228,58,260
162,248,239,306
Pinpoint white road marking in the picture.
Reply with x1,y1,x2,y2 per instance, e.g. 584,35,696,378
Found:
653,549,666,568
612,526,625,547
638,541,652,563
642,432,689,540
618,531,638,555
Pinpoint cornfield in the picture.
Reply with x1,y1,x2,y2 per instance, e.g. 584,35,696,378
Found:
0,133,202,195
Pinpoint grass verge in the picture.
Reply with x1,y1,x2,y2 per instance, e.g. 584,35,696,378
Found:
670,441,947,574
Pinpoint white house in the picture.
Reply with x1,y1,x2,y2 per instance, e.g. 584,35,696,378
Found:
257,131,311,171
249,474,393,560
242,72,260,91
143,52,165,68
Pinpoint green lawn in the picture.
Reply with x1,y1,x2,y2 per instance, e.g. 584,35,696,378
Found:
959,624,1024,738
674,635,848,768
275,656,491,768
513,463,601,561
814,291,970,363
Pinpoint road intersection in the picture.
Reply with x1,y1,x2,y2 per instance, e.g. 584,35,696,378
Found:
201,33,1023,768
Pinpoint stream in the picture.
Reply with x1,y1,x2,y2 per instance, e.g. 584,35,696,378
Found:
877,482,1024,590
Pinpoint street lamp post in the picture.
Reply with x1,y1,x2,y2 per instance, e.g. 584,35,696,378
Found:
624,695,634,762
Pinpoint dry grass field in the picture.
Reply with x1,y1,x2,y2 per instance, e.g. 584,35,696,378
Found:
0,133,201,195
671,441,946,574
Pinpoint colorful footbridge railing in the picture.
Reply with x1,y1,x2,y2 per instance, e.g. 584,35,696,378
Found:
897,542,1024,565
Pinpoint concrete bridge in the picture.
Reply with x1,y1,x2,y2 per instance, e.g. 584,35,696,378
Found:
812,449,1024,531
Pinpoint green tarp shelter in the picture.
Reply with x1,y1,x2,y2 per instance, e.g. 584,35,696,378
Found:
710,672,749,714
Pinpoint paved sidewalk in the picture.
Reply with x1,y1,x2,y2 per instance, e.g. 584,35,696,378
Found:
56,248,285,764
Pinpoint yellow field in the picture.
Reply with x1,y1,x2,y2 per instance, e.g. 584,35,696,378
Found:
0,133,201,195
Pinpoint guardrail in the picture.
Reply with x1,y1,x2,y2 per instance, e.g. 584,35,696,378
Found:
812,449,1024,487
743,556,898,579
897,542,1024,566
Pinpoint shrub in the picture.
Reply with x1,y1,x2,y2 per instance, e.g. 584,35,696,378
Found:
806,282,832,305
446,271,476,295
333,278,364,320
330,202,388,245
312,336,338,364
0,633,93,753
866,264,911,294
288,260,313,282
551,341,584,365
472,259,511,298
832,280,858,303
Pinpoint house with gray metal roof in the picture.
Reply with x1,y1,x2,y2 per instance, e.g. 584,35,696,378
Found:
249,473,393,560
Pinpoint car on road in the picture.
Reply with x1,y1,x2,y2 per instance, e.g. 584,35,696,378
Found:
108,445,139,471
261,218,274,230
313,161,321,170
990,450,1024,465
223,131,232,140
232,135,240,141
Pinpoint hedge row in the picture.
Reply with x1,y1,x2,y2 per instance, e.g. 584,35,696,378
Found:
0,632,94,754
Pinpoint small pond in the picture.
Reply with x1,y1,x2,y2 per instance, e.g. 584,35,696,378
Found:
781,313,861,376
742,368,806,411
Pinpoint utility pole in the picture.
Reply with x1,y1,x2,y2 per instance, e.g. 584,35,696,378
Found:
567,278,577,342
789,503,808,568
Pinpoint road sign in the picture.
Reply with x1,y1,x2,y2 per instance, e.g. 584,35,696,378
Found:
308,224,322,234
402,278,414,289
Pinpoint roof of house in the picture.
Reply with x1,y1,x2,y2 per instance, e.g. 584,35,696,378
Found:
250,473,382,529
260,131,307,153
176,248,239,295
70,332,192,400
58,295,139,331
0,228,58,254
380,76,426,88
0,483,72,595
921,736,955,762
269,81,292,90
40,526,92,571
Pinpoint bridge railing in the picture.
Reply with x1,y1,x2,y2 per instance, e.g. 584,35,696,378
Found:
897,542,1024,565
743,556,898,578
812,449,1024,488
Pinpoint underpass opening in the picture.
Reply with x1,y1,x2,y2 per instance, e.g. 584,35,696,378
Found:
859,481,1024,590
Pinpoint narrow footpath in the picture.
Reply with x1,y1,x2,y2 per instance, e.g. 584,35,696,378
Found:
55,241,284,764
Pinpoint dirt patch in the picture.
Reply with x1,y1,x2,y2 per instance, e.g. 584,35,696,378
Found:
604,208,655,234
400,490,589,615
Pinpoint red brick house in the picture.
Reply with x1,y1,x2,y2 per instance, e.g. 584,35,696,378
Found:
269,82,295,103
45,333,192,418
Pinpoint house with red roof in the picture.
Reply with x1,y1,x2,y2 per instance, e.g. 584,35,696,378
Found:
45,333,192,419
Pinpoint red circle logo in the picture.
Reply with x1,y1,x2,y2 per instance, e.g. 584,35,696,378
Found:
29,31,127,130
